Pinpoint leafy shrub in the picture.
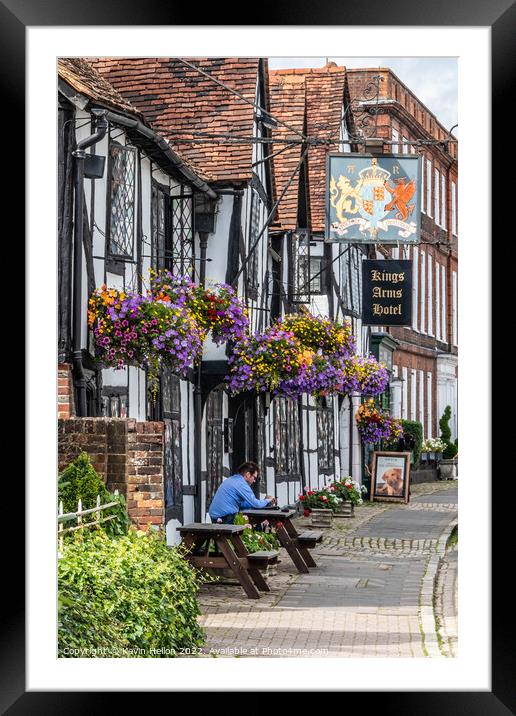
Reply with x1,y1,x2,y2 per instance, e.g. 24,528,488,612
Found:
233,512,280,552
439,406,458,459
58,529,206,657
58,452,129,537
400,420,423,466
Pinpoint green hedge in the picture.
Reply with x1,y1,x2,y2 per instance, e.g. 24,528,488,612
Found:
439,406,458,459
58,529,206,657
401,420,423,466
58,452,129,537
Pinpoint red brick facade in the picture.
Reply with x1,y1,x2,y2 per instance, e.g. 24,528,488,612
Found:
347,68,458,439
58,363,75,420
58,418,165,531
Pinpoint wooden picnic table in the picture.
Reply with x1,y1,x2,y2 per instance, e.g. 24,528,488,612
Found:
242,509,321,574
177,523,275,600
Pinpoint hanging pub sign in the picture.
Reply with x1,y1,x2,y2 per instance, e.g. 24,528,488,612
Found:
362,260,413,326
325,153,421,244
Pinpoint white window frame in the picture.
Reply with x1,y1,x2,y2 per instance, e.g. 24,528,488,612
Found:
452,180,457,236
427,253,433,336
401,136,408,154
436,262,441,341
410,369,417,421
392,127,399,153
426,158,433,218
419,369,425,431
420,250,426,334
426,371,433,439
452,270,458,345
441,173,447,230
441,264,447,342
434,167,440,226
402,367,408,420
422,156,426,214
412,246,419,332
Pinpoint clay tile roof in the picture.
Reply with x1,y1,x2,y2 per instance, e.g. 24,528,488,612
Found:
304,66,346,232
269,72,306,230
270,64,346,233
89,57,262,183
58,57,143,119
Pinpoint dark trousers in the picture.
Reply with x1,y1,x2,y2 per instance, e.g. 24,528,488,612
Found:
210,513,236,525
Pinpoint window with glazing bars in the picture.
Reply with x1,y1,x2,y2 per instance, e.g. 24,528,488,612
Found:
167,194,194,277
274,397,300,478
292,230,321,303
151,180,168,270
317,397,335,474
247,188,260,297
107,142,136,259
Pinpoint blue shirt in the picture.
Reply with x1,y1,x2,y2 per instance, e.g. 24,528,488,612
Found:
208,474,270,519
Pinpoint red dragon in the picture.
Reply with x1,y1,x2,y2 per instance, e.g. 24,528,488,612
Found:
384,178,416,222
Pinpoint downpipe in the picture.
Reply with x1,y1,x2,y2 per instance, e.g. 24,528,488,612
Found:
71,109,108,416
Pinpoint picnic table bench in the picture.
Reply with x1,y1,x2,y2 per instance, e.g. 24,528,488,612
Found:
242,509,321,574
177,523,277,599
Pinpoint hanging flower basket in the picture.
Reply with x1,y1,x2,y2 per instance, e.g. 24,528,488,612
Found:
278,313,355,359
149,270,249,345
355,399,404,445
88,285,204,393
226,325,304,396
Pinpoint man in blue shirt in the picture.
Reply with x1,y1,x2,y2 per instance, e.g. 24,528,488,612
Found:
208,461,276,524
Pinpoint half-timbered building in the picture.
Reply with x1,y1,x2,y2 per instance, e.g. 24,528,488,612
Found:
85,57,277,536
268,63,369,499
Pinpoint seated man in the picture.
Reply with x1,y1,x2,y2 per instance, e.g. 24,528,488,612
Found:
208,461,276,524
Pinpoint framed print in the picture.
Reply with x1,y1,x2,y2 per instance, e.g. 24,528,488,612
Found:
371,451,411,503
8,0,506,708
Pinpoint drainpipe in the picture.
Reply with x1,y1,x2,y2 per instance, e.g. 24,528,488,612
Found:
71,108,108,416
194,231,209,521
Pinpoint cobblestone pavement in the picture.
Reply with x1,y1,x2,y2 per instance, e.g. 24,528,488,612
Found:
193,483,458,658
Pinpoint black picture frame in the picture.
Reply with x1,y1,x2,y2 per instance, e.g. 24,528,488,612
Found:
371,451,411,503
12,1,509,710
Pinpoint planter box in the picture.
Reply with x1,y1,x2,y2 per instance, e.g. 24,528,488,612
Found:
310,508,333,528
439,458,458,480
334,502,355,518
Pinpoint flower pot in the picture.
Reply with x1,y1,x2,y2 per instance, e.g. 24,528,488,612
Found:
334,502,355,518
438,458,458,480
310,508,333,528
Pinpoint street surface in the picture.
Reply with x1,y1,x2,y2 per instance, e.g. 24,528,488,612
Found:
193,483,458,658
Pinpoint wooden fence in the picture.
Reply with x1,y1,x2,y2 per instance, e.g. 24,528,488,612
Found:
58,491,120,554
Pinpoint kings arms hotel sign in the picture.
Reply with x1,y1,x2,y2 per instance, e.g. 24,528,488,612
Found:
326,153,421,244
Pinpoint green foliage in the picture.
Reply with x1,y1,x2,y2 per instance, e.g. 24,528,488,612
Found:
439,406,452,444
240,528,280,553
439,406,458,459
58,452,129,537
58,529,206,657
400,420,423,466
233,513,280,552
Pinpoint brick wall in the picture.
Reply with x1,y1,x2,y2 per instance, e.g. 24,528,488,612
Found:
58,363,75,419
58,417,165,531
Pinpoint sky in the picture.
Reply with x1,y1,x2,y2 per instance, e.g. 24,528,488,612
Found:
269,57,458,135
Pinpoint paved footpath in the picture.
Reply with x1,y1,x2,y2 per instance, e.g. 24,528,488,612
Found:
194,484,458,658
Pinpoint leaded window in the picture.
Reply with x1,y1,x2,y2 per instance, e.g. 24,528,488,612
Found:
162,371,183,516
107,142,136,259
151,180,168,270
317,396,335,475
169,194,194,277
247,188,260,298
206,387,224,507
274,397,301,479
255,395,266,488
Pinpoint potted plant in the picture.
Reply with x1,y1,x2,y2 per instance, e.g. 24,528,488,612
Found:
438,407,458,479
298,488,337,527
328,477,367,517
